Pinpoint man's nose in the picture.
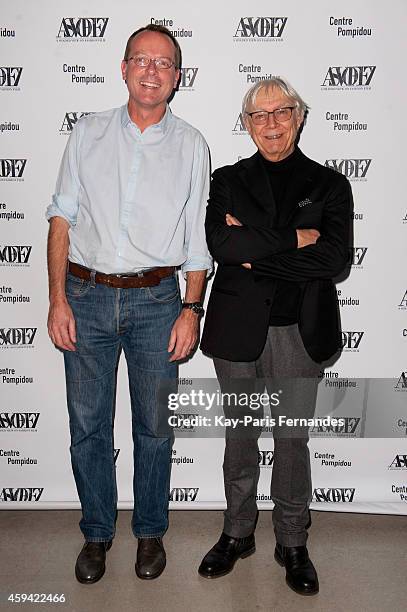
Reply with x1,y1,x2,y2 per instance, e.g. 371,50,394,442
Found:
266,112,278,127
147,59,158,74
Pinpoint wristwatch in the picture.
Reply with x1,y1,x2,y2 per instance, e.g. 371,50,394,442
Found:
182,301,205,316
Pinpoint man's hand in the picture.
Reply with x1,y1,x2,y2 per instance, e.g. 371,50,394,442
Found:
47,216,75,350
226,213,242,227
296,229,320,248
168,309,199,361
48,298,77,351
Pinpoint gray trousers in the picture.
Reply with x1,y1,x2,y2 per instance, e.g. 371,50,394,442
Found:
214,324,321,547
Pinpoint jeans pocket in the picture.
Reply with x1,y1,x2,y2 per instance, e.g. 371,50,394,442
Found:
146,276,179,303
65,272,92,298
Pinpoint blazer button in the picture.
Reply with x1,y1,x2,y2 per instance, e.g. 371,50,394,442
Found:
265,299,271,306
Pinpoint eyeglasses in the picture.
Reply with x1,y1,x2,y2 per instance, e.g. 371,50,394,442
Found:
246,107,295,125
126,55,175,70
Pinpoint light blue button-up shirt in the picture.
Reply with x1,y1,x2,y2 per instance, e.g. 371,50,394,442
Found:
47,104,212,276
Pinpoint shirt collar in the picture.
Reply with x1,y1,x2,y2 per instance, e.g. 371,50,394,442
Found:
120,104,172,134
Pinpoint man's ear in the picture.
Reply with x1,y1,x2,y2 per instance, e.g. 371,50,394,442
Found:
121,60,127,82
296,109,305,130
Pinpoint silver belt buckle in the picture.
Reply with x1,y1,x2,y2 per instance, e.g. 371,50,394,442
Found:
112,268,151,279
136,267,157,278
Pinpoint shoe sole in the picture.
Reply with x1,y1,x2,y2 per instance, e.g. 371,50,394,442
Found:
198,546,256,579
274,551,319,596
75,540,112,585
135,559,166,580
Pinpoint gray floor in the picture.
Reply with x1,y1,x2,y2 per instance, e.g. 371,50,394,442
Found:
1,510,406,612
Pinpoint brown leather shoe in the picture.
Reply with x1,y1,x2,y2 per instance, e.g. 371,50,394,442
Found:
135,537,166,580
75,540,112,584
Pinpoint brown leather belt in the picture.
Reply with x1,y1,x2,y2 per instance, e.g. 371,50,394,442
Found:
68,261,175,289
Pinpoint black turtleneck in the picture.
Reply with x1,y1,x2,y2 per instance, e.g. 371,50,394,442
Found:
261,147,302,326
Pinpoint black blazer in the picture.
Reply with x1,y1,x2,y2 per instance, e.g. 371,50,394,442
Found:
200,148,352,363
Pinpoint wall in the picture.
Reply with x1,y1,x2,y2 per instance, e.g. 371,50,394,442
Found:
1,0,406,513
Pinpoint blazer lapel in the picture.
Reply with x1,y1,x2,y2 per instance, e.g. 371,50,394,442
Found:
238,152,277,221
276,150,317,226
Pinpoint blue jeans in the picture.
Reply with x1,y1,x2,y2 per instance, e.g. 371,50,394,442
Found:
63,271,180,542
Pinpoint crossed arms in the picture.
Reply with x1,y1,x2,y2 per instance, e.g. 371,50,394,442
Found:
205,169,352,282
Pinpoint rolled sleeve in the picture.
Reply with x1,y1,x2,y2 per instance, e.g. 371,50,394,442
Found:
182,255,213,277
45,120,83,226
181,132,213,278
46,193,79,226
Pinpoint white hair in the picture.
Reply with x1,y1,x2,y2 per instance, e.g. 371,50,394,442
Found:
242,77,309,118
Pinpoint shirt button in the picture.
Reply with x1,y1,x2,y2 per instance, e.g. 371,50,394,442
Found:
265,299,271,306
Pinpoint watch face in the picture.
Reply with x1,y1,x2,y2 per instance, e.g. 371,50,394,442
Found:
183,303,204,315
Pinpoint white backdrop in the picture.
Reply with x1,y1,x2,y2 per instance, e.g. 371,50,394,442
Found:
1,0,406,514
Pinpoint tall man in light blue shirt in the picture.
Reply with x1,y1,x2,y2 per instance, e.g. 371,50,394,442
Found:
46,24,211,584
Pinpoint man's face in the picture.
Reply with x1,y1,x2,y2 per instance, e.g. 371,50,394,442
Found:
121,31,180,112
245,87,303,162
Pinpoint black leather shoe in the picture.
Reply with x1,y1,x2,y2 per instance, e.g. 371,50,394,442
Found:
274,543,319,596
135,537,166,580
75,540,112,584
198,532,256,578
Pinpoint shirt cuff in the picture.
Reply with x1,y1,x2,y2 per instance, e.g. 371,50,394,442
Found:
45,195,77,227
181,256,213,279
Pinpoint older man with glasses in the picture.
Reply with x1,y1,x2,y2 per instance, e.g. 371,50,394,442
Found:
46,24,211,584
200,78,352,595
